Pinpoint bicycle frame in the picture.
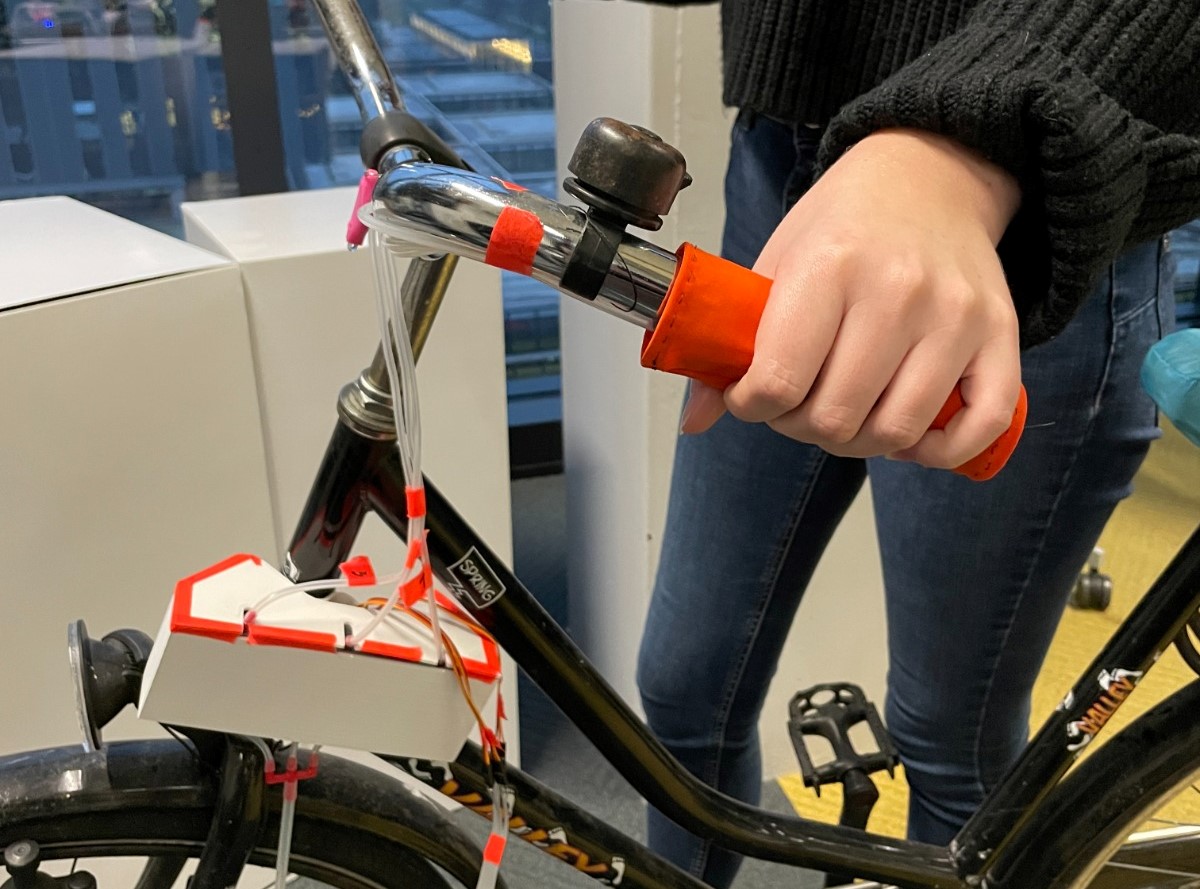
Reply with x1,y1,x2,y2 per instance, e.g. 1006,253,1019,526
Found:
284,417,1200,889
289,3,1200,887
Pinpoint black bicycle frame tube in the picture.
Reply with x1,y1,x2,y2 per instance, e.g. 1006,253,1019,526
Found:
290,403,1200,889
951,522,1200,876
362,453,965,889
285,422,391,582
382,744,715,889
285,361,1200,889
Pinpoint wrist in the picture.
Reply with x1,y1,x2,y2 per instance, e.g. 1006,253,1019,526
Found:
851,128,1021,245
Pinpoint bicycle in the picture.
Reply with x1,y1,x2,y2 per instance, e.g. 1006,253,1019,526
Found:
3,3,1200,888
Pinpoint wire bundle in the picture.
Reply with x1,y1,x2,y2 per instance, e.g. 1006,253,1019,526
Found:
365,209,511,889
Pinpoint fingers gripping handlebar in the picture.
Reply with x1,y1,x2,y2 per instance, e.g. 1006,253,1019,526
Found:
643,244,1028,481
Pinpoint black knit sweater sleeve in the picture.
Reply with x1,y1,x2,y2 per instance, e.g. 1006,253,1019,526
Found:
818,1,1200,347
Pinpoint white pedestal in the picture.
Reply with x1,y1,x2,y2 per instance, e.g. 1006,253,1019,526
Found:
0,197,276,755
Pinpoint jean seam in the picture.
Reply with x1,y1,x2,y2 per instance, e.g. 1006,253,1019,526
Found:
1090,263,1118,415
967,452,1081,798
689,450,831,879
1112,237,1169,327
967,307,1116,801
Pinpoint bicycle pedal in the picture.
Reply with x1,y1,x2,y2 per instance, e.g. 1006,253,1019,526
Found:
787,683,898,795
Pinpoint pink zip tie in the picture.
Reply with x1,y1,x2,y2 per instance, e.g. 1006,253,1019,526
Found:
346,169,380,249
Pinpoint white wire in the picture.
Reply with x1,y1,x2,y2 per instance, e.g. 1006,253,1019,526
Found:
474,784,513,889
246,573,410,623
253,740,322,889
274,742,298,889
380,608,441,649
248,735,273,762
379,232,446,655
673,6,684,151
346,226,443,663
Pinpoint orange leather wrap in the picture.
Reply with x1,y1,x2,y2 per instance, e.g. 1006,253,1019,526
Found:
641,243,1027,481
640,241,772,390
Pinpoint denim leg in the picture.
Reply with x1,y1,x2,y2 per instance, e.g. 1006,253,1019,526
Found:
638,424,864,886
639,108,1171,878
868,237,1173,844
638,113,862,887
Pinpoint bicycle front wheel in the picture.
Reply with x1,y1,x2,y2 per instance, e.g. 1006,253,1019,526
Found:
986,679,1200,888
0,740,492,889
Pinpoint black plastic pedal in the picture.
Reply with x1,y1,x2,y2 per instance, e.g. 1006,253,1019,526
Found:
788,683,898,795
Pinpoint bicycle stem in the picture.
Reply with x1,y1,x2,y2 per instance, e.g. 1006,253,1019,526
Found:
308,0,403,120
307,0,469,429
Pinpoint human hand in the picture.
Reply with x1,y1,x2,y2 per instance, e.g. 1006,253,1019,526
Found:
680,128,1023,470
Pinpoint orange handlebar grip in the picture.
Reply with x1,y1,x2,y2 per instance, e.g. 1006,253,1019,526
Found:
640,243,1027,481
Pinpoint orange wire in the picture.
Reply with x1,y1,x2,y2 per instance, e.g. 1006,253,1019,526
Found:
359,594,504,763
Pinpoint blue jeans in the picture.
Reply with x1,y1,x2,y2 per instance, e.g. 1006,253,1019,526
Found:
636,113,1174,886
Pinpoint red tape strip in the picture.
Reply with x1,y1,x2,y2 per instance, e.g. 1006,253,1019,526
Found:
483,833,507,866
406,486,426,519
340,555,377,587
264,752,319,785
491,177,528,193
484,206,543,276
400,575,427,608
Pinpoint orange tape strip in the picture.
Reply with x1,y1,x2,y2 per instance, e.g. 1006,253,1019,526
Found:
406,486,426,519
483,833,507,865
485,206,543,276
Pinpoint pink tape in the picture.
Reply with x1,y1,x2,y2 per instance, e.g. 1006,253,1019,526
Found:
346,169,380,247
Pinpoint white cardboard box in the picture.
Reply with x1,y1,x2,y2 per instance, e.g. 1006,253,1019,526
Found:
181,188,514,568
0,197,277,755
181,187,519,758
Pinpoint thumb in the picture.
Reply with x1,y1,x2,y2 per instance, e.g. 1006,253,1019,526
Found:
680,382,727,435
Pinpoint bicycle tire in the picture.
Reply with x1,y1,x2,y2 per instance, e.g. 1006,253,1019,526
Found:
0,740,498,889
984,679,1200,888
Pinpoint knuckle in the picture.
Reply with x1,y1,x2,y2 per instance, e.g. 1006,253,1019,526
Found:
879,255,926,301
992,304,1020,340
982,404,1014,439
733,360,807,416
874,415,925,450
758,359,806,403
809,241,855,277
809,406,860,444
942,280,982,321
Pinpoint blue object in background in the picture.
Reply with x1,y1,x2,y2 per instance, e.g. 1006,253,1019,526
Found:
1142,328,1200,446
1172,220,1200,328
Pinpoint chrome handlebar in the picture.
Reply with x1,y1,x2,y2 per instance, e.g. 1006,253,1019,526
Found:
365,164,677,330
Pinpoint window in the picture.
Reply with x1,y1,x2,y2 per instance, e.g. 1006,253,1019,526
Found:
0,0,241,234
274,0,564,438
